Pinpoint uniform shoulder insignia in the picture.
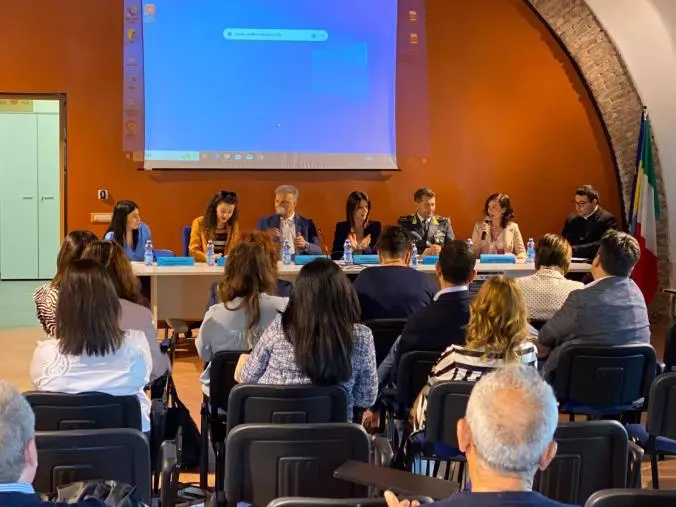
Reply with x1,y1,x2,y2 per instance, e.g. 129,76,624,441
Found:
438,216,450,222
399,215,414,223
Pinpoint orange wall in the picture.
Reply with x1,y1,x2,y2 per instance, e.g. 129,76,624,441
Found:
0,0,621,255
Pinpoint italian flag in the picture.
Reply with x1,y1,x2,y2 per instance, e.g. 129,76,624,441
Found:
629,109,659,303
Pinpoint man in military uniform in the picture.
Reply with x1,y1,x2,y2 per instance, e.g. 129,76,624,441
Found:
399,187,455,256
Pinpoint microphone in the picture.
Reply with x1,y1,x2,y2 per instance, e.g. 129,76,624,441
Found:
481,218,490,241
316,228,330,255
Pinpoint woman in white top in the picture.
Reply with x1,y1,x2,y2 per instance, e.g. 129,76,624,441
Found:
81,240,170,382
197,232,288,393
414,276,538,430
30,259,152,432
516,234,584,322
471,193,526,260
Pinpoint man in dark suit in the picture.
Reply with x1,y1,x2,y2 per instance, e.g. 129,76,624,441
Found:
362,240,475,431
0,381,105,507
256,184,323,254
562,185,618,259
539,230,651,379
399,187,454,256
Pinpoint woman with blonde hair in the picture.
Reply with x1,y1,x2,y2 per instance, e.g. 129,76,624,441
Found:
413,276,537,429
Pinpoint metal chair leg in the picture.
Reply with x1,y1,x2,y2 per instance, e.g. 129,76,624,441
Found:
651,452,660,489
199,399,209,490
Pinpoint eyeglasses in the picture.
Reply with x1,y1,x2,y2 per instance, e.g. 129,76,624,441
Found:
574,200,590,207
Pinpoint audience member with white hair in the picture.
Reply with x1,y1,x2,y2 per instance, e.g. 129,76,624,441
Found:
386,365,574,507
256,185,323,255
0,380,105,507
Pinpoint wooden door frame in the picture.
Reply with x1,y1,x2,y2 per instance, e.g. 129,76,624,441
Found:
0,93,67,239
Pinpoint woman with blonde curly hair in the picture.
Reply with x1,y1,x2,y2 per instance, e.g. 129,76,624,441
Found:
413,276,538,429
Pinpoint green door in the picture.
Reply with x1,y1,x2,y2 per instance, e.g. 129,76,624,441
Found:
37,113,61,279
0,113,39,279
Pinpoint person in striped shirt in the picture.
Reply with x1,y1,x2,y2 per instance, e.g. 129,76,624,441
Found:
414,276,538,429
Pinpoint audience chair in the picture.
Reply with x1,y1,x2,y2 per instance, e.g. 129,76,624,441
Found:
585,488,676,507
551,343,656,420
662,319,676,372
534,421,629,506
529,319,547,331
364,319,407,366
382,351,438,449
182,225,192,257
626,372,676,489
34,428,152,504
24,391,142,431
405,381,474,477
225,423,371,507
200,350,247,490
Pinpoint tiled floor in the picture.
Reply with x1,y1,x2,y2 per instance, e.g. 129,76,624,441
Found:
0,281,674,490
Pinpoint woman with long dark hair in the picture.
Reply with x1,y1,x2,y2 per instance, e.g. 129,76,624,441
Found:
189,191,240,261
82,240,170,381
30,259,152,431
33,230,98,336
331,191,381,260
471,193,525,259
197,233,288,394
240,258,378,420
104,200,151,262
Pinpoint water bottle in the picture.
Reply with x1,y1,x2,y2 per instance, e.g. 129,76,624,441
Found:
143,240,153,267
206,240,215,266
411,243,419,269
526,238,535,263
282,240,291,265
343,239,353,265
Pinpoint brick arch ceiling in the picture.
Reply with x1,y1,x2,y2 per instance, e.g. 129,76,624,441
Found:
526,0,670,290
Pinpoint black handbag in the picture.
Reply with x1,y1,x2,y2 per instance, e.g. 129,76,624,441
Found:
51,480,146,507
162,375,202,468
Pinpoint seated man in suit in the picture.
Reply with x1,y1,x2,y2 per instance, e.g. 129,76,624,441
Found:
399,187,454,256
256,185,322,255
384,365,570,507
0,380,106,507
539,230,651,379
362,240,474,431
353,225,438,321
562,185,618,260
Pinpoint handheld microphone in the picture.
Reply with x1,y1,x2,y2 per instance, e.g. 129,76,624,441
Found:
480,218,490,241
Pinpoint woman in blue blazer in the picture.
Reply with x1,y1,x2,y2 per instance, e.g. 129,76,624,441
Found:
332,191,381,260
104,200,152,262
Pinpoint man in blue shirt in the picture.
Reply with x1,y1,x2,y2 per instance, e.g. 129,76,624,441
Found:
353,225,437,321
0,381,105,507
384,366,574,507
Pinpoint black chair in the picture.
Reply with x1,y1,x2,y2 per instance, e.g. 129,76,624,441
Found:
210,385,350,503
551,343,656,420
200,350,248,490
364,319,407,366
534,421,628,506
34,428,151,504
626,372,676,489
382,351,438,448
529,319,547,331
268,499,388,507
663,319,676,372
585,488,676,507
225,423,371,507
405,381,474,476
23,391,142,431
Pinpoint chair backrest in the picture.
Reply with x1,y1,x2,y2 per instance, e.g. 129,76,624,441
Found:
553,344,656,409
23,391,142,431
209,350,249,444
585,488,676,507
153,249,175,259
529,319,547,331
225,423,370,507
663,319,676,371
646,372,676,440
364,319,407,366
182,225,192,257
534,421,628,506
226,384,349,433
423,381,474,448
396,351,439,406
268,499,387,507
34,428,151,504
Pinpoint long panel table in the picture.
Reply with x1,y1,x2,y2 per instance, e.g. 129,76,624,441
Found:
133,260,591,324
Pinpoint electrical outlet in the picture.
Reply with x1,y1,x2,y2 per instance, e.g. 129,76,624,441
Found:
97,189,109,200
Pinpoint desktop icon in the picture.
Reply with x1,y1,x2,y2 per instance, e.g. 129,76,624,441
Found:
409,33,419,44
234,154,242,160
145,3,156,15
127,29,136,42
224,153,231,160
126,121,137,133
408,10,418,21
246,154,254,160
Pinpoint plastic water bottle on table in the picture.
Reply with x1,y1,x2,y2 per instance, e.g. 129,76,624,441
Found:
343,239,353,265
526,238,535,263
206,240,215,266
144,240,153,267
411,243,419,269
282,240,292,265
